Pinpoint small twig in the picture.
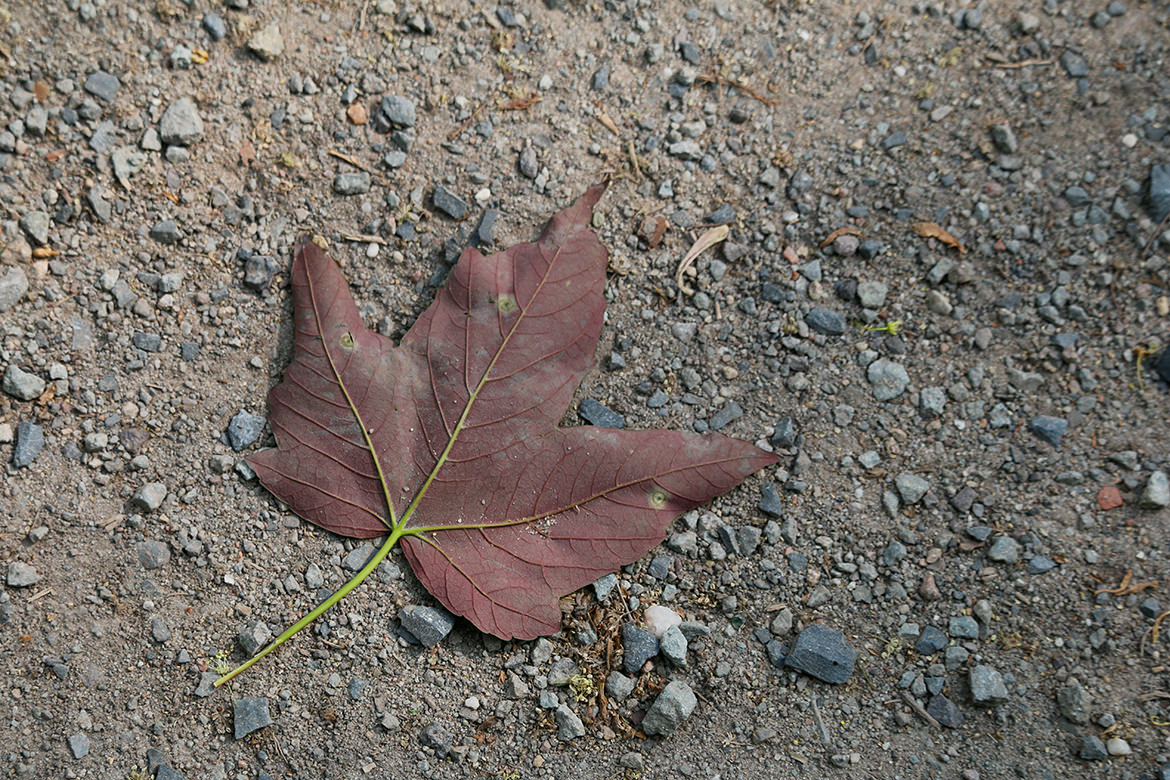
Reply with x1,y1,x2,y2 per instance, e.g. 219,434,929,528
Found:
28,588,54,602
697,73,779,106
1152,609,1170,645
990,58,1053,69
1095,570,1159,596
327,150,374,173
447,91,497,141
809,697,831,745
340,232,388,245
901,692,941,729
1143,210,1170,257
1138,691,1170,702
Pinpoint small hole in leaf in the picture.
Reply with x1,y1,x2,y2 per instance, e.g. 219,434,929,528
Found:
497,295,518,314
649,488,668,509
340,332,355,350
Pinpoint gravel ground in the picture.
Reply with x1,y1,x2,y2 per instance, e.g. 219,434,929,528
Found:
3,1,1170,778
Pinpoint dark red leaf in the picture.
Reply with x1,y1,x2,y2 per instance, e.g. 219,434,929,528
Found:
248,185,777,640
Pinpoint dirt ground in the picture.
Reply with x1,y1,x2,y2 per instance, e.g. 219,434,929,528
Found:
3,1,1170,778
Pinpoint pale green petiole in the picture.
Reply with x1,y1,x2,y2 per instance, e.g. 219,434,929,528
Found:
214,525,408,688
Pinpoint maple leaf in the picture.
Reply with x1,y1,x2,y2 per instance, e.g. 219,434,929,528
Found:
217,185,777,685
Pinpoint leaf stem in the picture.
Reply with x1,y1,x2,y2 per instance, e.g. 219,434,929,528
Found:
214,527,404,688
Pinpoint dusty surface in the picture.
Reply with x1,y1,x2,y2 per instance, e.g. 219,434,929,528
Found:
3,1,1170,779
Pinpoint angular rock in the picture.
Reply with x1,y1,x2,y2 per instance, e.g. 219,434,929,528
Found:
708,401,742,430
926,694,964,728
226,410,266,451
3,365,45,401
13,422,44,467
1079,735,1108,761
137,540,171,570
131,482,168,513
379,95,416,128
1149,164,1170,222
1057,679,1091,724
894,473,930,504
432,185,469,219
111,146,147,188
554,704,585,740
233,697,273,739
243,254,281,292
578,398,625,429
1029,415,1068,448
642,681,698,736
622,624,659,673
987,536,1021,564
1141,471,1170,508
856,280,888,309
969,664,1008,704
19,210,50,245
7,561,41,587
159,97,204,146
247,23,285,61
0,267,28,311
804,306,845,336
67,733,90,759
334,172,371,196
237,620,272,656
784,624,858,684
398,605,455,647
149,220,182,244
606,671,636,700
915,625,948,654
84,70,119,102
867,358,910,401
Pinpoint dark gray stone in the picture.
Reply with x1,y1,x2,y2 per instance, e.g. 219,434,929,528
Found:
1060,51,1088,77
759,482,783,517
915,626,947,654
1027,555,1057,574
578,398,625,428
194,671,219,697
475,209,499,244
84,70,119,101
969,664,1008,704
13,422,44,467
156,767,187,780
622,624,659,673
591,63,610,91
67,733,90,759
709,401,743,430
805,306,845,336
882,130,907,150
233,697,273,739
1079,735,1108,760
1149,164,1170,222
159,97,204,146
399,605,455,647
149,220,182,244
641,681,697,736
137,540,171,570
132,332,161,352
555,704,586,740
379,95,416,127
243,254,281,292
771,417,797,448
1156,346,1170,384
926,694,964,728
784,624,858,684
418,722,452,757
432,185,468,219
1029,415,1068,447
226,410,266,450
237,620,272,656
705,204,736,224
518,147,539,179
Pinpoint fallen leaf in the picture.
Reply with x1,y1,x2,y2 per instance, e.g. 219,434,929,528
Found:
595,107,620,136
239,140,255,167
240,186,775,662
913,221,964,252
676,225,730,295
33,80,49,102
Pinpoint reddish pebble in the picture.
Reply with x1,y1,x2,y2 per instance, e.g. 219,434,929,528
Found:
1097,485,1123,511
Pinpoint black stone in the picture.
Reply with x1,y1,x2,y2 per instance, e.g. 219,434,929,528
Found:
622,624,659,673
915,626,947,655
805,306,845,336
1078,735,1108,760
418,723,453,758
1155,346,1170,384
758,482,783,517
926,694,964,728
578,398,625,429
771,417,797,448
1029,415,1068,448
432,185,468,219
784,624,857,684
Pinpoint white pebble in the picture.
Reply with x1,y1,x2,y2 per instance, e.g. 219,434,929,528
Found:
1106,737,1131,756
463,696,479,710
366,242,380,258
1122,133,1138,148
643,605,682,638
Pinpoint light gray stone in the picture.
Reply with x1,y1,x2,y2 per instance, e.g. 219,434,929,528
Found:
0,267,28,311
3,365,45,401
642,681,698,735
159,98,204,146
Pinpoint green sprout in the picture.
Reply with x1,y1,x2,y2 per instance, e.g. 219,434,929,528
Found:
862,319,903,336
